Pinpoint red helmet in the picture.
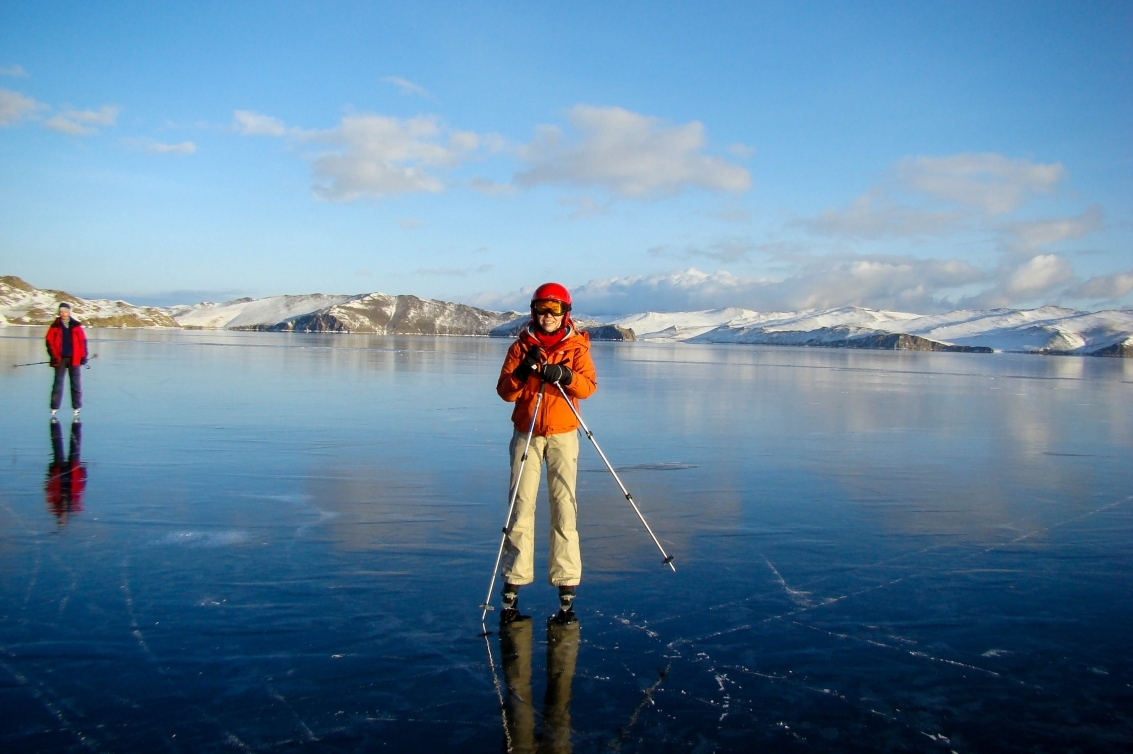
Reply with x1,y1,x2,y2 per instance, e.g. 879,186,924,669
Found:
531,282,572,310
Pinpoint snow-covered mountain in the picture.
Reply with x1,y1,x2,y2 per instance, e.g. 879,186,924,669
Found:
3,275,1130,356
0,275,177,328
172,292,515,335
611,305,1133,356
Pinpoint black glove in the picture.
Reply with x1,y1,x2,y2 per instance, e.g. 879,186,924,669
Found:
541,363,573,386
513,346,544,381
81,357,88,366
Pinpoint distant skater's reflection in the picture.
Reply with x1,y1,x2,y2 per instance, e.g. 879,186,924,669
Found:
45,419,86,525
499,618,580,753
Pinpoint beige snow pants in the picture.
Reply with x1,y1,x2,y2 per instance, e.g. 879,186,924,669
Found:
501,430,581,588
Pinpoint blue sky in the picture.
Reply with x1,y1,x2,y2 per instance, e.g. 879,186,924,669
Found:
1,1,1130,315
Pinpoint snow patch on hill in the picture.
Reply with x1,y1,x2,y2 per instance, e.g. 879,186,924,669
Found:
172,294,355,329
1,275,177,328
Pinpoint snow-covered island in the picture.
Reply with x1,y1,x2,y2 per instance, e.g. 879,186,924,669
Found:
3,276,1131,356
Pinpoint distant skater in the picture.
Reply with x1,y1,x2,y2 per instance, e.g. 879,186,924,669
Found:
45,302,88,418
496,283,597,625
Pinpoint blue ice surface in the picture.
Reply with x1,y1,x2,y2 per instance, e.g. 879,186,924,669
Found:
1,328,1131,752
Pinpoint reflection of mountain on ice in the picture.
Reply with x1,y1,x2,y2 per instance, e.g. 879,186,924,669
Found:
610,305,1133,356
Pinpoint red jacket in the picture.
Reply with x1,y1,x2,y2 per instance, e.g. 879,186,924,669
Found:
497,324,597,435
45,461,87,522
45,318,88,366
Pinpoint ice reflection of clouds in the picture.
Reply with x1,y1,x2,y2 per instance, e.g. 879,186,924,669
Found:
599,342,1131,543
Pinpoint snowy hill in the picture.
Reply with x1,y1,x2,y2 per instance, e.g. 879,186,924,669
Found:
171,292,514,335
171,294,356,329
0,276,177,328
610,304,1133,356
3,275,1130,356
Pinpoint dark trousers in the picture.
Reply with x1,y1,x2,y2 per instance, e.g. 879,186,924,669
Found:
50,363,82,410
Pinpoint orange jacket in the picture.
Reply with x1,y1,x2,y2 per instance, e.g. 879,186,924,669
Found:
497,325,597,435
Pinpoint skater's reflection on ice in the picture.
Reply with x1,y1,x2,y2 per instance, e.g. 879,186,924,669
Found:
45,419,86,525
499,618,580,754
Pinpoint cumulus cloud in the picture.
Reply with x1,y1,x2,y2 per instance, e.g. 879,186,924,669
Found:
0,65,29,78
959,253,1076,309
305,114,480,200
1002,204,1103,252
472,255,987,316
44,105,119,135
416,264,493,277
122,137,196,154
648,238,760,264
515,105,751,197
382,76,434,99
0,88,46,125
557,195,609,219
727,142,755,159
234,110,287,136
1066,270,1133,302
148,140,196,154
1003,254,1075,296
896,153,1064,215
799,189,963,239
470,176,516,195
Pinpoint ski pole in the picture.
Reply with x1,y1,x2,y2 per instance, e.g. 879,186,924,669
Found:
13,354,97,369
553,382,676,572
480,382,547,625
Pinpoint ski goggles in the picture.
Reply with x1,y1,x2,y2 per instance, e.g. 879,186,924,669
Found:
532,301,567,316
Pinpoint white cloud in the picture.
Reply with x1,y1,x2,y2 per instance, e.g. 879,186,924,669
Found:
44,105,119,136
1004,254,1073,297
799,189,963,239
469,176,516,195
0,65,29,78
1003,205,1103,251
416,264,493,277
472,256,986,316
305,114,480,200
1067,270,1133,301
556,195,609,219
149,141,196,154
122,138,196,154
382,76,434,99
649,238,760,263
896,153,1064,215
515,105,751,197
728,142,755,159
233,110,287,136
960,253,1076,309
0,88,46,125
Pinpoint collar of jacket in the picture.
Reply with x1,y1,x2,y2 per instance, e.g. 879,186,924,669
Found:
520,323,584,352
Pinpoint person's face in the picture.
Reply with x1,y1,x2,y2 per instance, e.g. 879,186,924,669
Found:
59,307,71,323
532,301,567,333
536,310,564,333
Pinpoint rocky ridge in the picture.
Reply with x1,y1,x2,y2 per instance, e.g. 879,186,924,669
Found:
0,276,177,328
2,276,1130,355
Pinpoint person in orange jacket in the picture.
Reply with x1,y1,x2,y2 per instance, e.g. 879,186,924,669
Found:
45,302,88,418
496,283,597,624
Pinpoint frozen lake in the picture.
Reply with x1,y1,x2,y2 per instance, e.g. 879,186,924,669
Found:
1,329,1131,753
